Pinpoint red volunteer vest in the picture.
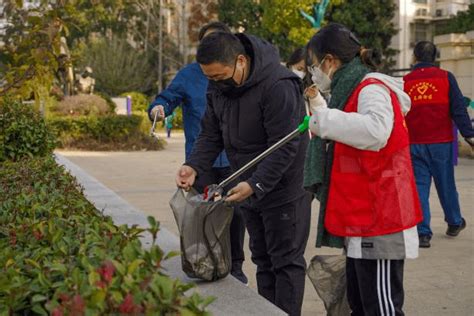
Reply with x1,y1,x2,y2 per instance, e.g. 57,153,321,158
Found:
403,67,452,144
325,79,423,237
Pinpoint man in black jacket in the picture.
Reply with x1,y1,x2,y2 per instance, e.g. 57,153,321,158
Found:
175,32,311,316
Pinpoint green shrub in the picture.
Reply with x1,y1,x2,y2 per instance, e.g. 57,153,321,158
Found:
47,114,164,151
120,92,150,112
51,94,111,116
0,157,213,314
173,107,184,129
95,92,117,113
0,99,57,162
82,37,155,95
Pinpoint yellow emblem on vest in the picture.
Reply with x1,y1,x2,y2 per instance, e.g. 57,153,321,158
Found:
408,82,438,102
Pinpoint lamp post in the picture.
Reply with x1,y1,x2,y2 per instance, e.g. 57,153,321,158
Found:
158,0,163,92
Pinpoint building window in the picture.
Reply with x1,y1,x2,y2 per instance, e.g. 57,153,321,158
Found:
416,8,429,16
411,23,429,45
436,9,443,17
413,0,428,3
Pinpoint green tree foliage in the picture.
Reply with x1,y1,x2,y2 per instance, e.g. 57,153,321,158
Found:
217,0,265,37
0,0,181,100
0,1,65,101
327,0,398,70
218,0,316,58
81,37,155,96
218,0,396,67
62,0,142,43
217,0,345,59
66,0,182,95
436,4,474,35
260,0,316,58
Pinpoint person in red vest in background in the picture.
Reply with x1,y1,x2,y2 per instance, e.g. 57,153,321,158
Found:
404,41,474,248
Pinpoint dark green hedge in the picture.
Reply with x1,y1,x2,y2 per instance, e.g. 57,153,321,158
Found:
0,157,213,314
0,99,57,162
0,98,211,313
47,115,164,151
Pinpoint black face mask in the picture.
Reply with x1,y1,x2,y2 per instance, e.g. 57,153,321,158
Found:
214,58,245,93
214,77,238,92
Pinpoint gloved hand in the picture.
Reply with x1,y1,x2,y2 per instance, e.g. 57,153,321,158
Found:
150,105,165,121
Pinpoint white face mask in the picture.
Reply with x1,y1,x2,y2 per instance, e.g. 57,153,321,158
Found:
308,58,332,94
291,68,306,80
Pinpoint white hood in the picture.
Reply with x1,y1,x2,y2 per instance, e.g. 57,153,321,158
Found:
365,72,412,115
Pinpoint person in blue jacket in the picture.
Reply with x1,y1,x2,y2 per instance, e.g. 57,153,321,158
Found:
148,22,247,284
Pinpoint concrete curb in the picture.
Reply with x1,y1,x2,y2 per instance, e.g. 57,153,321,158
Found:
55,153,286,316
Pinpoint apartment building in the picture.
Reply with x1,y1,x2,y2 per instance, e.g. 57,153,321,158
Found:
391,0,472,69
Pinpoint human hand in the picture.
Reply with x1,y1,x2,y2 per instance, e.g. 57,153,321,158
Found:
150,105,165,121
304,84,320,99
176,165,197,190
226,182,254,203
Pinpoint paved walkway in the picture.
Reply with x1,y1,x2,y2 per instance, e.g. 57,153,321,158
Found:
58,133,474,315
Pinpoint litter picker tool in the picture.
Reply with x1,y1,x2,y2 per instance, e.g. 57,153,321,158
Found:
150,110,161,139
204,115,311,200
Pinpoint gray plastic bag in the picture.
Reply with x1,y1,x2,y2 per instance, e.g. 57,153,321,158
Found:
307,255,351,316
170,188,233,281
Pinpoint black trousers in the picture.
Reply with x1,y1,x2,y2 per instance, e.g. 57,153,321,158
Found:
241,193,312,316
346,258,405,316
193,167,246,268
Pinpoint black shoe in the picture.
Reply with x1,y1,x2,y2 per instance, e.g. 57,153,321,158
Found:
446,218,466,237
419,235,431,248
231,269,248,285
231,262,248,285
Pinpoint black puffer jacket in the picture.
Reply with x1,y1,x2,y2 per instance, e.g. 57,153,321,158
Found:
186,33,308,208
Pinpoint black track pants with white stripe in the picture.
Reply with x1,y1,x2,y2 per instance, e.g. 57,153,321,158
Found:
346,258,405,316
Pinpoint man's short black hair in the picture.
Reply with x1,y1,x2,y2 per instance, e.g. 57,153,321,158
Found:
198,21,231,41
196,32,245,66
414,41,437,63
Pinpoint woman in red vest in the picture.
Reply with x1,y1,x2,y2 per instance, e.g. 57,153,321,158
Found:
305,24,422,315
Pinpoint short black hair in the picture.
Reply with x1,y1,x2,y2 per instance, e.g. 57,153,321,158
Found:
287,47,305,67
414,41,437,63
198,21,231,41
196,32,245,66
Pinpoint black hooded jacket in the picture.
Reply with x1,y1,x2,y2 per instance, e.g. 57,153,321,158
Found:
186,33,308,208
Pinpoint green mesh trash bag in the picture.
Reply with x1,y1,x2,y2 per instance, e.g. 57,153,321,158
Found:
170,188,233,281
307,255,351,316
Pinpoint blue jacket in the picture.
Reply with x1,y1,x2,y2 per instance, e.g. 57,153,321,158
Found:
148,63,229,167
413,63,474,138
